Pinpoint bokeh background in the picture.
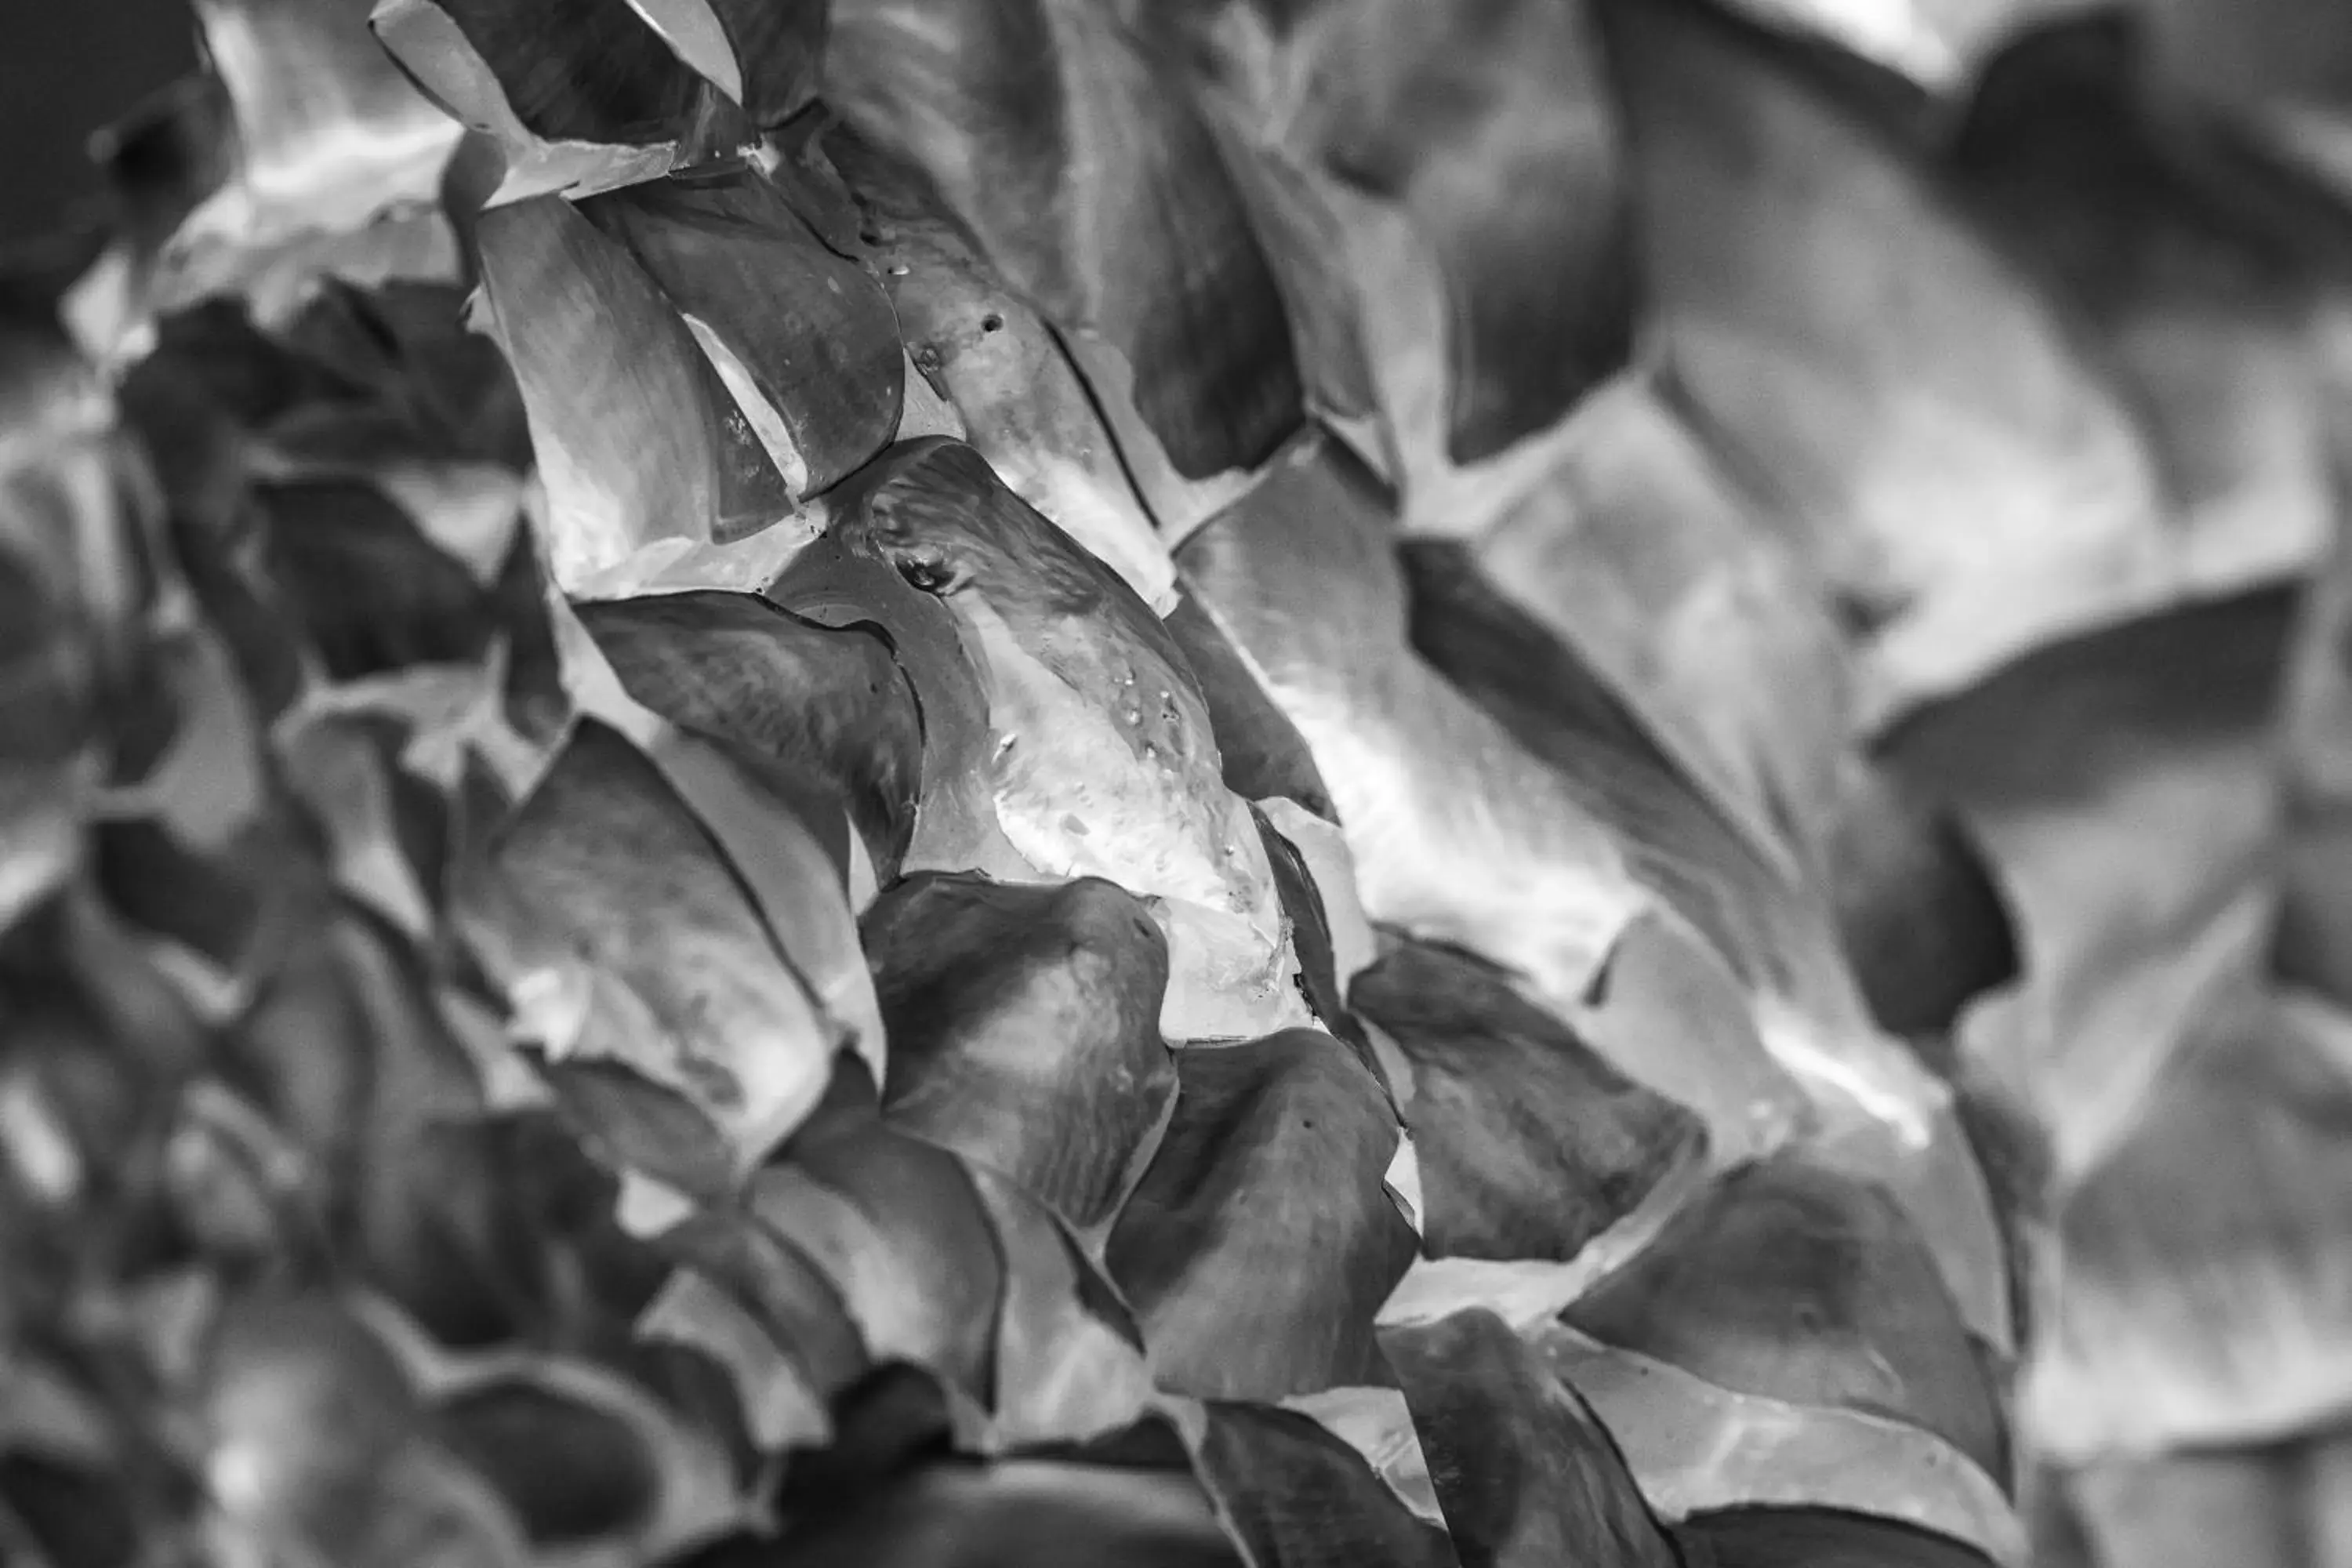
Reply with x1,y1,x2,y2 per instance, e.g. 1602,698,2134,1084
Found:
0,3,194,238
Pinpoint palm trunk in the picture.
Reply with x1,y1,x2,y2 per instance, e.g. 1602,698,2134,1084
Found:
4,2,2350,1565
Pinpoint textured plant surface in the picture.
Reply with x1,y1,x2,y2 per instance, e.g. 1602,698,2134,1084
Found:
5,1,2352,1565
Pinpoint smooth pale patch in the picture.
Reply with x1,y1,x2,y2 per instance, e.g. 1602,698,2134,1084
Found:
1723,0,1969,88
844,814,880,910
1149,895,1317,1042
0,1071,85,1208
615,1169,699,1237
1359,1018,1417,1106
2,759,94,942
1382,1131,1424,1236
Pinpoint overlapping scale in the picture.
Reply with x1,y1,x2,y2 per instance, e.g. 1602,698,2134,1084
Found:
54,0,2352,1562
